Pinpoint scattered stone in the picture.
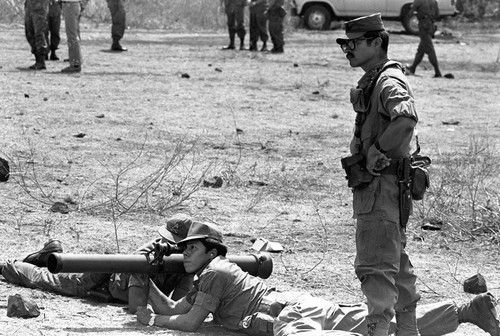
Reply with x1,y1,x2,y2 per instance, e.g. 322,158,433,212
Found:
421,218,442,230
50,201,69,214
249,180,267,186
7,294,40,318
463,273,488,294
203,176,223,188
95,114,105,118
0,157,10,182
73,133,86,138
215,68,222,72
181,73,190,78
24,94,29,98
441,120,459,125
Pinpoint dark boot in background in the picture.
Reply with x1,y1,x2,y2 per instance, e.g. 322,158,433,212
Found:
260,41,268,52
50,50,59,60
222,32,235,50
29,53,47,70
111,39,127,51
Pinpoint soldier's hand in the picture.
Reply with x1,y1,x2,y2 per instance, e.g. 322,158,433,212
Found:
366,144,390,176
136,305,155,325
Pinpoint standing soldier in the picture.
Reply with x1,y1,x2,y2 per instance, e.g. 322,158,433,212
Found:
25,0,50,70
221,0,247,50
337,14,421,336
45,0,62,61
405,0,443,77
249,0,268,52
106,0,127,51
267,0,286,53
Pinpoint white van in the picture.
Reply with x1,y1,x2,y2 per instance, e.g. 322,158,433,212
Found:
290,0,460,34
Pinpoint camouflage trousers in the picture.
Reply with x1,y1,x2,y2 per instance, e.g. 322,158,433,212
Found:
25,0,50,55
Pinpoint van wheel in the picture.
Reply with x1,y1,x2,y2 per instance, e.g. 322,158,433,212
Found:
303,5,331,30
402,6,419,35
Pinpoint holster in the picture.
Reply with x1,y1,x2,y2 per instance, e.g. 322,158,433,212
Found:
399,158,412,228
341,154,374,190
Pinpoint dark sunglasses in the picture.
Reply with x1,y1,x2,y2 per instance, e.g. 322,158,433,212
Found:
340,37,375,53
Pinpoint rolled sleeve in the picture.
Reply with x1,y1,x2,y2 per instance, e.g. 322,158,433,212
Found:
379,75,418,122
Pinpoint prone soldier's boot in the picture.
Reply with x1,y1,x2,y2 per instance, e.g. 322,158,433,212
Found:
395,310,421,336
458,292,500,336
23,239,63,267
29,53,47,70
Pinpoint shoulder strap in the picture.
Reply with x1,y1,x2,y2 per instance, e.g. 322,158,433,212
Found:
353,61,403,141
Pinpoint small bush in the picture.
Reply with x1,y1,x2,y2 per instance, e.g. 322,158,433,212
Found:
414,135,500,241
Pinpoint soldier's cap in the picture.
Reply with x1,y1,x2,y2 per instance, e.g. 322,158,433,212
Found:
158,213,193,243
177,221,224,245
336,13,386,45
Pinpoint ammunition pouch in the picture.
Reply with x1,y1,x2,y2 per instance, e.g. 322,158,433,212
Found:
410,156,431,201
341,154,374,190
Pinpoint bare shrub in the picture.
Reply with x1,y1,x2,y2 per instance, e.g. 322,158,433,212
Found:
414,135,500,241
8,135,216,251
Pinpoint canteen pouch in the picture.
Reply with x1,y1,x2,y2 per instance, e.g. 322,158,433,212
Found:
341,154,374,190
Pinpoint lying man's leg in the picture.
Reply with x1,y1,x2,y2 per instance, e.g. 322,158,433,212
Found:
2,260,105,298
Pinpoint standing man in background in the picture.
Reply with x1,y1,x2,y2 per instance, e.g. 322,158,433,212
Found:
25,0,50,70
405,0,442,78
106,0,127,51
60,0,83,73
267,0,286,53
221,0,247,50
45,0,62,61
249,0,268,52
338,13,421,336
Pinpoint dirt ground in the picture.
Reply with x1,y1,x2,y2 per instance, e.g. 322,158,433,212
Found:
0,19,499,336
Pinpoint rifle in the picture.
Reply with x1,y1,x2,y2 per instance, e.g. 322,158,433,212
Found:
47,252,273,279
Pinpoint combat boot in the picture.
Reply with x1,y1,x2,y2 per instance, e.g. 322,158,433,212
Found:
239,39,245,50
29,53,46,70
458,292,500,336
50,50,59,61
249,42,257,51
111,40,127,51
260,41,268,52
395,310,421,336
222,33,235,50
23,239,63,267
